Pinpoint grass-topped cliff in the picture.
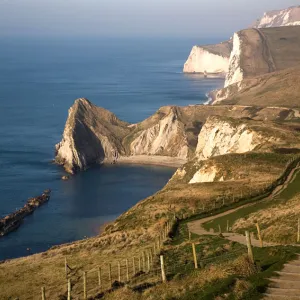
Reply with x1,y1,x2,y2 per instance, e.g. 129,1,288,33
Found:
3,7,300,300
2,98,300,299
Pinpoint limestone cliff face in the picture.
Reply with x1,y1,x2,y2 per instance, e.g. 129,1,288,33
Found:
254,6,300,28
189,164,224,184
56,99,299,174
55,98,130,173
195,116,276,160
168,115,298,185
224,33,244,87
129,107,189,158
183,41,232,74
224,26,300,87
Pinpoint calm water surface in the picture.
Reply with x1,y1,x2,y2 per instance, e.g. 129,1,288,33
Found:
0,37,224,260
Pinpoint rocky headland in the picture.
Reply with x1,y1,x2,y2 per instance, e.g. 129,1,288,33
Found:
3,5,300,299
55,98,299,174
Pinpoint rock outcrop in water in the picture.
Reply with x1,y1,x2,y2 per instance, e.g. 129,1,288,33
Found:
55,98,131,173
0,190,51,237
56,98,300,173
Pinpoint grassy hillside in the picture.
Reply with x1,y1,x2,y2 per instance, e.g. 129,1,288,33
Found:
214,66,300,108
203,169,300,244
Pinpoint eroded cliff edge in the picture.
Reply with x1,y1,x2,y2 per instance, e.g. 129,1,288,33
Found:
183,41,232,75
183,6,300,82
55,98,300,173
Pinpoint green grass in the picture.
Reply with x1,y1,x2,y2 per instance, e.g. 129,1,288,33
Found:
203,169,300,233
166,221,299,299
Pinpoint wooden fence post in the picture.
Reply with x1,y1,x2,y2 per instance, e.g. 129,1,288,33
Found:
65,257,68,278
132,257,136,275
160,255,166,283
126,259,129,281
256,222,263,248
149,248,153,267
226,220,229,232
245,231,254,263
41,287,46,300
192,243,198,269
188,230,191,241
67,279,71,300
108,264,112,287
142,252,146,271
98,267,102,289
83,271,87,300
218,224,221,234
297,218,300,243
147,252,150,272
138,256,141,272
118,261,121,282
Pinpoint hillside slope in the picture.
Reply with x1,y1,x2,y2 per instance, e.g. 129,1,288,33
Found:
225,26,300,87
212,66,300,108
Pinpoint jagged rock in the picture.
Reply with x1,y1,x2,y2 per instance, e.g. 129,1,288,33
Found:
128,107,189,158
55,99,300,174
55,98,131,173
195,116,278,160
0,191,51,236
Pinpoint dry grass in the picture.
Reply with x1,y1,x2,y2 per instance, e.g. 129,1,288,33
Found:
216,65,300,108
232,192,300,244
102,254,257,300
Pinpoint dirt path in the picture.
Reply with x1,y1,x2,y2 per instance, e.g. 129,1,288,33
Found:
188,164,300,247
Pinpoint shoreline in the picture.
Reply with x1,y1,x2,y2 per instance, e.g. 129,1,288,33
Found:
115,155,186,168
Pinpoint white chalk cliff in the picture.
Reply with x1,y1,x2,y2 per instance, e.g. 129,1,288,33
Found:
195,116,274,161
129,108,189,158
254,6,300,28
224,33,244,88
55,98,131,173
183,41,232,75
56,99,297,174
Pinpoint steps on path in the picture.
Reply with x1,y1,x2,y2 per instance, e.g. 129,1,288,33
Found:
264,257,300,299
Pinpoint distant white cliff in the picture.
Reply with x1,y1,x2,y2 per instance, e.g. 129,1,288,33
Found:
184,6,300,88
183,41,232,75
254,6,300,28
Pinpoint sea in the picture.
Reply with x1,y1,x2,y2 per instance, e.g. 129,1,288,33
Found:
0,36,225,260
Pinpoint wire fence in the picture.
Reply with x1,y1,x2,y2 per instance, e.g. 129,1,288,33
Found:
22,156,300,299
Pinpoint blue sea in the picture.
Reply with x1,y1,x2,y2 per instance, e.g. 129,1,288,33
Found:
0,37,224,260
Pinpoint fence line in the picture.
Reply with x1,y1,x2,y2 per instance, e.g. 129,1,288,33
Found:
33,155,300,299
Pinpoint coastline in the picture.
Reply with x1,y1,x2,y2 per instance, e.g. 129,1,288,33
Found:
116,155,186,168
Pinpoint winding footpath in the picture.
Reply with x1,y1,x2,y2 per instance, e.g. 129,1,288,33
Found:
187,163,300,299
188,163,300,246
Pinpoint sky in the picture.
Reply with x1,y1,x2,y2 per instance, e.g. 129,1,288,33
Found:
0,0,299,39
